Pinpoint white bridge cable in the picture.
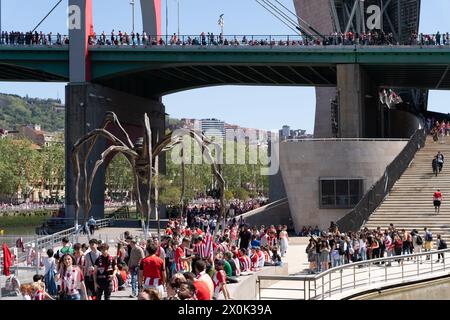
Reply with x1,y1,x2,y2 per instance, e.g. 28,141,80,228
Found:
254,0,302,35
260,0,303,32
272,0,324,37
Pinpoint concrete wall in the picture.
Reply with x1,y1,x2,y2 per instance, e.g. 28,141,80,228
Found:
238,198,293,230
279,140,408,232
228,264,289,300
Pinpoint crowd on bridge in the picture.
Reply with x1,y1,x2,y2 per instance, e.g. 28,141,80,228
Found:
3,29,450,48
304,222,447,274
4,214,289,300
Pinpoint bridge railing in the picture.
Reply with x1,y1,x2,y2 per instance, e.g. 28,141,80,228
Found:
2,33,450,48
257,248,450,300
3,218,113,266
336,128,427,232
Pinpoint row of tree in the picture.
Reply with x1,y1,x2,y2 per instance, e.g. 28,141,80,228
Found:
105,141,269,205
0,136,269,205
0,137,64,202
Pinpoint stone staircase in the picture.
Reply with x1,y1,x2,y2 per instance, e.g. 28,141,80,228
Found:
364,136,450,242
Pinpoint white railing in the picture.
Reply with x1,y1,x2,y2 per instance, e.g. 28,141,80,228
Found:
258,249,450,300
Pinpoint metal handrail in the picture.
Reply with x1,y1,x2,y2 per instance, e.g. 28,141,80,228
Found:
258,248,450,300
3,218,112,266
336,128,426,232
285,138,411,142
2,33,450,47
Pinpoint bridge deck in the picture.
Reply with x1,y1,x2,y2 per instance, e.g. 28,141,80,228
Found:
2,45,450,94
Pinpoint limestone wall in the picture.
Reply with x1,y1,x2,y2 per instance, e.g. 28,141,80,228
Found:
279,140,408,232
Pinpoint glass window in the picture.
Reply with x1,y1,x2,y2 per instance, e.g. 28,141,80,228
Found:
320,178,363,208
321,180,335,206
349,180,362,205
335,180,349,206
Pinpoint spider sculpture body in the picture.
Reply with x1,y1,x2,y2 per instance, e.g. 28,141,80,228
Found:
72,111,225,237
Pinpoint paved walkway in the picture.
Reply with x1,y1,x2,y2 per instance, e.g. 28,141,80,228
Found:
261,243,450,300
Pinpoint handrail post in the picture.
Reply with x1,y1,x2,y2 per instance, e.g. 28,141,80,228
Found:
329,273,331,298
340,269,343,293
417,255,420,276
368,263,371,285
401,259,404,279
385,259,388,282
34,235,39,275
444,251,446,271
322,276,324,299
303,279,307,300
431,253,434,273
353,265,356,289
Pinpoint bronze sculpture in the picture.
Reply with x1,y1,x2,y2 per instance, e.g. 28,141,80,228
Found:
72,111,225,238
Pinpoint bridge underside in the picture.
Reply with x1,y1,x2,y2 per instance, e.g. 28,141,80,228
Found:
95,63,450,96
96,65,337,97
0,63,66,82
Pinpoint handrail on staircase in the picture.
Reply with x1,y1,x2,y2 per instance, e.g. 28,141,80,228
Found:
336,129,427,232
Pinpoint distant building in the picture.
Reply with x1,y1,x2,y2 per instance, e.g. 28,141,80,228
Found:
281,125,291,138
279,125,310,140
12,124,61,147
201,118,225,138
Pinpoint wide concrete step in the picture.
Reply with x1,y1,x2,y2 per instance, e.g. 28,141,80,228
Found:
364,138,450,237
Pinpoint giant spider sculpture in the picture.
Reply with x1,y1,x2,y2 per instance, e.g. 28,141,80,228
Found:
72,111,225,237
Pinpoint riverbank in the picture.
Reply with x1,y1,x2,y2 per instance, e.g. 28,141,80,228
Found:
0,214,50,235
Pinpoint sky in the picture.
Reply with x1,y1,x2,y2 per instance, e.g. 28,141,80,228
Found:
1,0,450,132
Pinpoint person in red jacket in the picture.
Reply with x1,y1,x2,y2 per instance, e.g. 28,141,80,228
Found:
2,243,12,276
433,189,443,214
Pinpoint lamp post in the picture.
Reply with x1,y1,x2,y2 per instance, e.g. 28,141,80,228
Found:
177,0,180,36
0,0,2,43
218,14,224,35
130,0,135,33
165,0,168,44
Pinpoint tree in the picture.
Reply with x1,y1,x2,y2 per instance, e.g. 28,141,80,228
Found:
105,153,134,200
234,187,249,201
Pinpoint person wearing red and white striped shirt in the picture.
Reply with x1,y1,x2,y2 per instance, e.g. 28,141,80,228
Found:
73,243,86,275
59,254,88,300
250,248,260,271
175,238,192,272
238,248,252,274
193,236,206,258
256,247,265,268
212,260,231,300
139,243,166,298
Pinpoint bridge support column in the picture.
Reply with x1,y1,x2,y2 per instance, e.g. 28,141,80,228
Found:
65,83,165,223
336,64,366,138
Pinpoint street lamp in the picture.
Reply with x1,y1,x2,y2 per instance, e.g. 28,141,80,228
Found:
0,0,2,42
130,0,135,33
177,0,180,36
218,14,224,35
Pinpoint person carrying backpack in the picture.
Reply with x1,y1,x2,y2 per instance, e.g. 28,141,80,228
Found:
436,234,447,263
432,156,439,177
437,151,445,172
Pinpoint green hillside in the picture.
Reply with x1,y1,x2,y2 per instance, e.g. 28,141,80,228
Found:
0,93,64,131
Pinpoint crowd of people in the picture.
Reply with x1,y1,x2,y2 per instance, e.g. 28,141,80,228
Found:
3,30,450,48
185,196,268,226
10,216,289,300
0,200,134,213
0,31,68,45
305,222,447,274
429,119,450,144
